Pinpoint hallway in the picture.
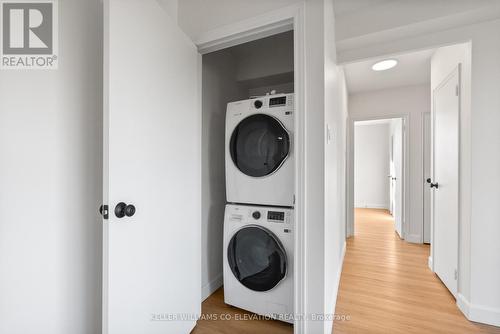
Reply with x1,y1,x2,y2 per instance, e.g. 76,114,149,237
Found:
334,208,500,334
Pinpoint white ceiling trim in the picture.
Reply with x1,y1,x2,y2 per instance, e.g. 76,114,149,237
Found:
335,3,500,64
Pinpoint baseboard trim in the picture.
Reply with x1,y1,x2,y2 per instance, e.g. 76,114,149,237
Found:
328,241,347,332
457,293,470,318
405,234,422,244
339,241,346,283
427,256,433,271
457,293,500,327
328,242,347,313
354,204,389,210
201,273,223,301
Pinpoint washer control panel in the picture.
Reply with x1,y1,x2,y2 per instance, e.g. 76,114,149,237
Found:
226,205,293,225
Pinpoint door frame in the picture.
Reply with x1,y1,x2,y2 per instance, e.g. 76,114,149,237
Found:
422,111,432,244
429,65,462,283
346,114,409,239
195,4,306,334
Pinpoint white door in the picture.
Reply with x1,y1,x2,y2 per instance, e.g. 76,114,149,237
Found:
103,0,201,333
392,119,403,238
423,112,431,243
431,68,459,296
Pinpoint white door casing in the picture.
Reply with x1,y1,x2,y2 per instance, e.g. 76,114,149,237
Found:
390,135,395,215
103,0,201,333
431,67,460,297
392,119,404,238
423,112,431,244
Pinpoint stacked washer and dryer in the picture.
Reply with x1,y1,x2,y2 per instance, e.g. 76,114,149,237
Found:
223,93,294,323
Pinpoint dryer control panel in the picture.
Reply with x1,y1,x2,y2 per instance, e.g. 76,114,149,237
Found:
267,211,285,222
269,96,287,107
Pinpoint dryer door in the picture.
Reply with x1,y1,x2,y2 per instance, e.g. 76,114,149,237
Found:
230,114,290,177
227,225,287,291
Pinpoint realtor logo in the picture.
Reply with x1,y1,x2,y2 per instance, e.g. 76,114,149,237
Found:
1,0,58,69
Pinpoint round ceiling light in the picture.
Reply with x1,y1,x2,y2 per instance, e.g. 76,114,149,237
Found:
372,59,398,71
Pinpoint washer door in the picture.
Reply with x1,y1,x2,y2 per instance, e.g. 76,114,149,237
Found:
230,114,290,177
227,225,287,292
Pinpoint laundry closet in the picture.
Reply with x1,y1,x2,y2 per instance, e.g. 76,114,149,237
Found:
201,30,295,324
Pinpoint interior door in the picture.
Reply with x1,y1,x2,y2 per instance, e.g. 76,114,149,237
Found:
103,0,201,333
431,68,459,296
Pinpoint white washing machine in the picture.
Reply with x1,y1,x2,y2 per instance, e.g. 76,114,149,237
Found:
225,94,294,207
223,204,294,323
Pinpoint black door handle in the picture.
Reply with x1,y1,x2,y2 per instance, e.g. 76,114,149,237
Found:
426,178,439,189
115,202,127,218
114,202,136,218
99,205,109,219
125,204,136,217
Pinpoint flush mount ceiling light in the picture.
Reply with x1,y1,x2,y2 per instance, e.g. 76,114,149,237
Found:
372,59,398,71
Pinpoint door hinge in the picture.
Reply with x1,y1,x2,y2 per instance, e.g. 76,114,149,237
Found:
99,205,109,220
455,85,459,96
454,269,458,280
293,195,296,205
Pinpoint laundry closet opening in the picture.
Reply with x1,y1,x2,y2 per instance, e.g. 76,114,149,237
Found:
197,30,295,332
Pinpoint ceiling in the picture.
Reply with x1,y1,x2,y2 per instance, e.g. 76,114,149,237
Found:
178,0,303,41
343,48,435,94
332,0,390,16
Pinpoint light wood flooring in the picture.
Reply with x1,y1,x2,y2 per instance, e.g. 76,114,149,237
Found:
333,208,500,334
191,288,293,334
192,208,500,333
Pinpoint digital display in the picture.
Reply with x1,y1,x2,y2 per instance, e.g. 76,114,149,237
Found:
269,96,287,107
268,211,285,221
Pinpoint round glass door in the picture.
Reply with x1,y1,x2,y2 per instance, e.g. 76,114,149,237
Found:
230,114,290,177
227,226,287,292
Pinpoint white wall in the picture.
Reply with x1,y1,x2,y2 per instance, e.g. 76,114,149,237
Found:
0,0,102,333
229,31,294,96
341,16,500,327
201,50,246,300
232,31,294,82
248,82,294,97
354,123,390,209
322,0,347,333
156,0,178,23
349,85,430,243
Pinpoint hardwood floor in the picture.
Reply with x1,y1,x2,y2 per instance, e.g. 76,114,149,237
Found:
333,208,500,334
192,288,293,334
193,208,500,333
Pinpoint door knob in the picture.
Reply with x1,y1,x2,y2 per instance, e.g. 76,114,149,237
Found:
115,202,127,218
426,178,439,189
114,202,136,218
99,205,109,219
125,204,136,217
